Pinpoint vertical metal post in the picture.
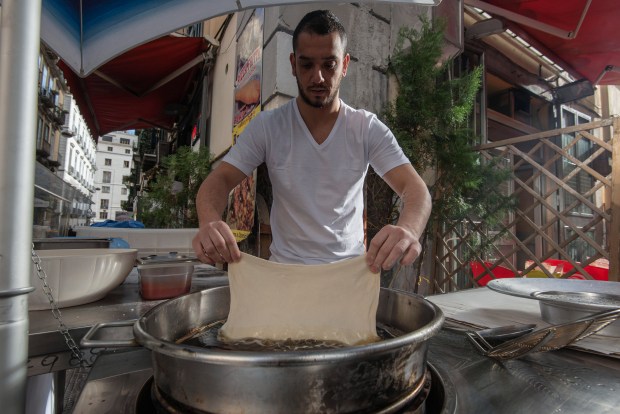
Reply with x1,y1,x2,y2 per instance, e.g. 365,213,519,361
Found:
0,0,42,412
609,116,620,282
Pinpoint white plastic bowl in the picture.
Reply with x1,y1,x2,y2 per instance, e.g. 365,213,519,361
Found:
29,248,138,310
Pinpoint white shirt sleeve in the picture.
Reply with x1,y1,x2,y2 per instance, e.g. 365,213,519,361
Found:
367,115,410,177
222,114,267,176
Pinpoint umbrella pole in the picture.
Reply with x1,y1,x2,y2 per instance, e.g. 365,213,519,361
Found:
0,0,42,412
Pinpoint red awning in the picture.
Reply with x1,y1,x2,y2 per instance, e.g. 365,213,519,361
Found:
467,0,620,85
59,36,208,137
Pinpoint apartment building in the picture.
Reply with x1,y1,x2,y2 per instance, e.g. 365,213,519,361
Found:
33,48,97,237
92,131,138,222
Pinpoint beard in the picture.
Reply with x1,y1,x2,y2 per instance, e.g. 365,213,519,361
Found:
296,77,341,108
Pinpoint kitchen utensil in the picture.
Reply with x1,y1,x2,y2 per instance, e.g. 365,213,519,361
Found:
476,324,537,342
487,278,620,299
33,237,112,250
466,308,620,360
81,286,444,414
444,323,537,343
531,290,620,336
29,248,138,310
487,279,620,336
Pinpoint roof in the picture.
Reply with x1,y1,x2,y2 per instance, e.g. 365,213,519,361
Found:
468,0,620,85
59,35,209,138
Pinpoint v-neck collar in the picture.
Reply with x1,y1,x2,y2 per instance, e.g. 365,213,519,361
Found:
293,99,344,149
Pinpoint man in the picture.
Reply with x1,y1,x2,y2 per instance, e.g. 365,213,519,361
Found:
193,10,431,273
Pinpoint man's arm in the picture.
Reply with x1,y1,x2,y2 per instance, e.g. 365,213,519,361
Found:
192,162,248,265
366,163,432,273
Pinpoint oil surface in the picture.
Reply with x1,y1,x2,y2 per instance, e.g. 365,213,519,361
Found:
178,320,403,352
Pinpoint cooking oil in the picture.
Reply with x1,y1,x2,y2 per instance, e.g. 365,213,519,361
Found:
177,320,402,351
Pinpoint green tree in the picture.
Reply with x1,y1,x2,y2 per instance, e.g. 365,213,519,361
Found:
367,17,515,286
139,146,212,228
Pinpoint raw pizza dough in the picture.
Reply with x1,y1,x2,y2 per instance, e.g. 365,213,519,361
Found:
220,252,380,345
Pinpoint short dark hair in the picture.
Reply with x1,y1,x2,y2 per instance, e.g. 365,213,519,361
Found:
292,10,347,54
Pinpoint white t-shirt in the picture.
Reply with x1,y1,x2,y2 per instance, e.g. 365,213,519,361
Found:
223,99,409,264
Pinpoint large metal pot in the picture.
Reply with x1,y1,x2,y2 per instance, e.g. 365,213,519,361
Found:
85,286,444,413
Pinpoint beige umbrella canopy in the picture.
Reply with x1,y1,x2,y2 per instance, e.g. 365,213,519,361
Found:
41,0,440,77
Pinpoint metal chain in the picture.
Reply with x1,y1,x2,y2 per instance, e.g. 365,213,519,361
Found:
31,245,88,367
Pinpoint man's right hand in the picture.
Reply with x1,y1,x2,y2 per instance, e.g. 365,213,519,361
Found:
193,220,241,265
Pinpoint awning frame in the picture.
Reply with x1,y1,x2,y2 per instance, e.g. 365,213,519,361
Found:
465,0,592,39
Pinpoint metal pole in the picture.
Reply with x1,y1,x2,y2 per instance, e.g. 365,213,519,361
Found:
609,116,620,282
0,0,42,412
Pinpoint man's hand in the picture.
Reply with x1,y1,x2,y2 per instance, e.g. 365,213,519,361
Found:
192,220,241,265
366,225,422,273
194,162,248,265
367,163,431,273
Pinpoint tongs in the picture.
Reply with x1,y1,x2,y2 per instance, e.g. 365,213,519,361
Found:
466,308,620,360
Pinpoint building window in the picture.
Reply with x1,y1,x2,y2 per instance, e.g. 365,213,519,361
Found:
107,146,113,152
105,158,112,166
121,188,128,195
99,211,108,219
41,65,49,91
100,199,109,209
120,138,130,145
125,149,131,154
36,117,44,148
123,160,130,168
101,186,110,193
561,107,593,216
43,124,50,143
101,135,113,142
102,171,112,183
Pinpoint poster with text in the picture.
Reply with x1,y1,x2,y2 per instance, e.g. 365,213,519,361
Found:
226,9,263,242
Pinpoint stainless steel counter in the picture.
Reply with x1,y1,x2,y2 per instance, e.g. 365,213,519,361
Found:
28,273,620,413
27,265,228,374
426,288,620,413
428,329,620,413
71,324,620,414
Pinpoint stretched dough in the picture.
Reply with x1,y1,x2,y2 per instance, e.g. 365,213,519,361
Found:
220,252,380,345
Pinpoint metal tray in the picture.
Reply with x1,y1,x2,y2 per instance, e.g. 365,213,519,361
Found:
531,291,620,309
487,278,620,307
487,279,620,337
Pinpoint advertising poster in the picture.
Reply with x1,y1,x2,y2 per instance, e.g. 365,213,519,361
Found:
226,9,263,242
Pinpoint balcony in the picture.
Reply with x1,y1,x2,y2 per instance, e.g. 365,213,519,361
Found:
38,89,57,108
51,106,68,126
61,126,76,137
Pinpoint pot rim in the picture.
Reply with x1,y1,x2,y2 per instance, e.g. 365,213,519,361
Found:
133,286,444,366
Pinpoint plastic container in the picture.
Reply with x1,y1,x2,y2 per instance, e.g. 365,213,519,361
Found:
138,263,194,300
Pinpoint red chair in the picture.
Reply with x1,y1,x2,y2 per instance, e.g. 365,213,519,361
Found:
470,261,517,287
538,259,608,281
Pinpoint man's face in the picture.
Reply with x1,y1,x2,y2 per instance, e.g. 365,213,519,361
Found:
290,31,350,109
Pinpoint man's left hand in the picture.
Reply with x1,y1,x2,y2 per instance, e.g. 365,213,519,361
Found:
366,225,422,273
